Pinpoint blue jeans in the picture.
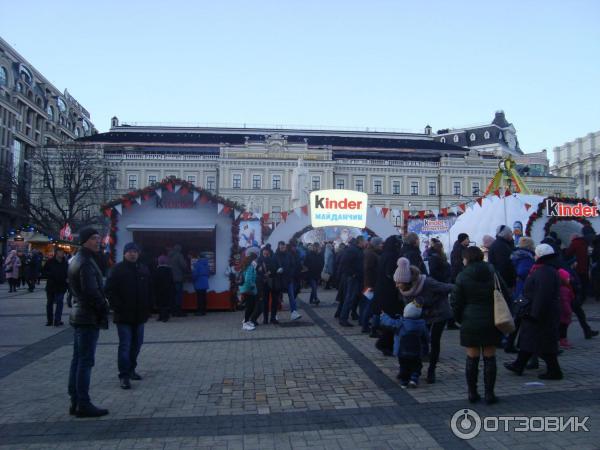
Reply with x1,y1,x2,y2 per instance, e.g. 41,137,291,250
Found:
287,282,297,312
174,282,184,312
359,296,374,329
309,279,319,302
117,323,145,379
340,276,360,322
68,326,100,405
46,292,65,325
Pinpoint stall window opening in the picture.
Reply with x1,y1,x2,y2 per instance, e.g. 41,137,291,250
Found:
232,174,242,189
128,174,138,189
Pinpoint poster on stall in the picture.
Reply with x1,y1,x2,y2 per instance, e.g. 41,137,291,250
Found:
407,217,457,251
239,220,262,248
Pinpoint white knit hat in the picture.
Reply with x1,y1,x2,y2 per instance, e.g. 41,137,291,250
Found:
535,243,555,258
403,302,422,319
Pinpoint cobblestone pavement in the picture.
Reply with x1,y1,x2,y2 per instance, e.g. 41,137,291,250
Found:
0,284,599,449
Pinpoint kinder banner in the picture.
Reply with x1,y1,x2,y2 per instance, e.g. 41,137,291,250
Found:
408,217,457,235
310,189,368,229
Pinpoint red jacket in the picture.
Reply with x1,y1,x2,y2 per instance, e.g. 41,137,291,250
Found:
565,237,589,275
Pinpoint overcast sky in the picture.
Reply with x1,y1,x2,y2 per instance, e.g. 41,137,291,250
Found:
2,0,599,157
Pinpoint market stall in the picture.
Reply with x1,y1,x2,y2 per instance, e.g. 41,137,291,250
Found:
102,178,244,311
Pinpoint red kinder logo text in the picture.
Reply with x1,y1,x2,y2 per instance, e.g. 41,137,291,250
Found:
546,200,599,217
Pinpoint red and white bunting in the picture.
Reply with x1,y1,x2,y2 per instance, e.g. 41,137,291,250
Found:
174,185,181,193
199,195,209,204
450,206,459,215
524,203,532,211
381,207,389,217
155,188,162,199
222,206,232,216
135,196,142,205
494,189,501,198
458,203,466,212
262,213,270,222
235,210,243,220
476,197,484,207
281,211,288,222
504,189,511,197
301,205,309,215
441,207,448,217
193,191,200,203
217,203,224,215
114,204,123,215
431,208,439,217
294,207,302,218
418,210,425,219
402,210,410,221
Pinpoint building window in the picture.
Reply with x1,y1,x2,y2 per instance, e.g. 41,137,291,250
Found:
585,175,589,185
453,135,459,143
410,181,419,196
46,105,54,121
128,174,138,189
336,178,345,189
428,181,437,196
187,175,196,185
272,174,281,190
0,67,7,86
311,175,321,191
206,176,215,191
373,179,382,194
109,175,117,189
271,206,281,222
453,181,461,196
232,173,242,189
148,175,157,184
484,131,490,139
355,179,364,192
392,180,401,195
440,137,446,144
252,174,262,189
470,133,476,142
472,181,480,196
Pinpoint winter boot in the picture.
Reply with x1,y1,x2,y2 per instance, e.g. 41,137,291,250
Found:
483,356,499,404
465,356,481,403
426,363,436,384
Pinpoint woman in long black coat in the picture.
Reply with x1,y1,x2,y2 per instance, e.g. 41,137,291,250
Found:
373,235,403,353
451,246,503,404
505,244,563,380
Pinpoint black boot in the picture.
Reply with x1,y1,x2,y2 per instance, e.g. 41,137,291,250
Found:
483,356,499,404
465,356,481,403
75,402,109,418
426,363,436,384
69,399,77,415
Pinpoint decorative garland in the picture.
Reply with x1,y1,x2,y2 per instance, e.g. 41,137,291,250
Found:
525,196,594,237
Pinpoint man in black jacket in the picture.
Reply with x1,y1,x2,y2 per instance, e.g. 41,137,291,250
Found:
400,233,428,275
43,247,68,326
304,243,324,305
450,233,470,282
105,242,152,390
488,225,516,290
338,236,365,327
67,228,109,418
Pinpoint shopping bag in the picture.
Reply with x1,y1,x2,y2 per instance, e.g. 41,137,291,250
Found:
494,273,515,334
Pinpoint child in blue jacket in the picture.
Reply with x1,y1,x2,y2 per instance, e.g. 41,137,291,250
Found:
397,302,430,388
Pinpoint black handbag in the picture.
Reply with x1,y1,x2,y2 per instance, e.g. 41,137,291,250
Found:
512,296,531,319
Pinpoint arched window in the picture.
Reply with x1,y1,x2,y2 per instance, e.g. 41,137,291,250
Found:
484,130,490,139
470,133,476,142
440,137,446,143
0,67,7,86
57,97,67,113
47,105,54,121
453,135,459,143
19,65,33,84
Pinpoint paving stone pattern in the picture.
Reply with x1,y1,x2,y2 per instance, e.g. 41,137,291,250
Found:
0,285,599,449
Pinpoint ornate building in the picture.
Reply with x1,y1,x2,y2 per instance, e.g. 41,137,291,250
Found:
0,36,97,241
551,131,600,200
74,118,575,229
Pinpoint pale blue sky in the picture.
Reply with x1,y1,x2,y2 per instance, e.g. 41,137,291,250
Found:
2,0,599,156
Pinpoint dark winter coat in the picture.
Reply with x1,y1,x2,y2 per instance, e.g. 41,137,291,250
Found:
451,261,503,347
168,247,188,283
427,249,451,283
375,238,403,316
488,236,516,289
519,256,561,355
450,241,466,282
399,276,454,324
304,251,324,280
338,242,364,282
399,243,428,275
43,257,69,294
511,248,535,300
397,318,429,359
68,247,109,328
154,265,175,309
105,260,152,325
363,247,380,289
275,250,295,286
192,258,210,290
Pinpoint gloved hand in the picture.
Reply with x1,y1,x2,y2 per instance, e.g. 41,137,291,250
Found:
251,260,257,268
277,268,284,274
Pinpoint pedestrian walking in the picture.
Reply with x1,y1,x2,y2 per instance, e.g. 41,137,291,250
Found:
4,250,21,292
42,247,68,327
105,242,152,390
154,255,175,322
67,228,109,417
396,302,429,389
304,243,324,305
192,256,210,316
240,253,258,330
168,244,188,316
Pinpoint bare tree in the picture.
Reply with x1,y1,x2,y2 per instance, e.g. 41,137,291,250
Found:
25,144,116,235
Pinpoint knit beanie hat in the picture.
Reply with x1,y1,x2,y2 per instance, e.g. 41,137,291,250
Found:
123,242,140,254
458,233,469,244
79,227,99,245
482,235,495,248
403,302,422,319
496,225,513,240
394,257,411,283
535,243,554,258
